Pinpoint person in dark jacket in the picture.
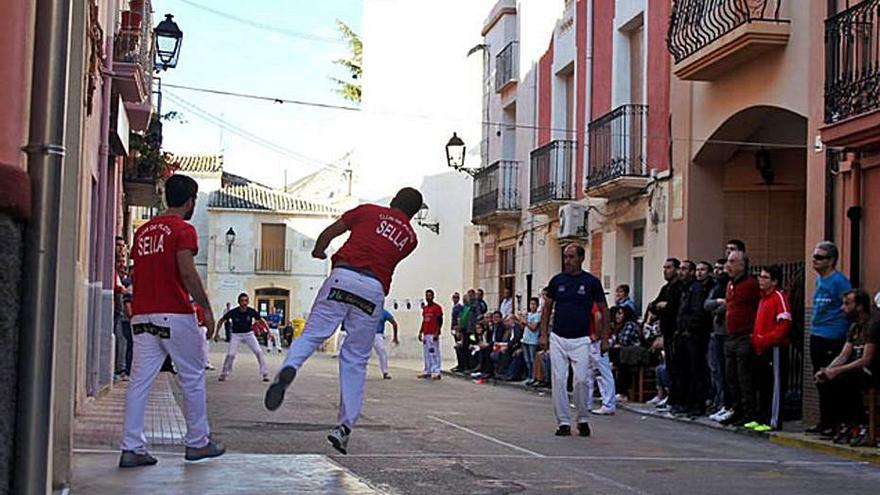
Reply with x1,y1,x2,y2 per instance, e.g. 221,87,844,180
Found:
705,259,730,419
675,261,714,416
648,258,683,410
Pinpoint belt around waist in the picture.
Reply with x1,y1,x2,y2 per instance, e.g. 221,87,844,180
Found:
335,265,382,284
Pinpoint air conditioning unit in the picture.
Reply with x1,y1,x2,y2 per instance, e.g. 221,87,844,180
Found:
558,203,588,239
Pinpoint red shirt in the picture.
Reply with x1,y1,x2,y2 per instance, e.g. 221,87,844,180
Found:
131,214,198,315
421,303,443,335
725,275,761,337
331,204,418,294
752,289,792,354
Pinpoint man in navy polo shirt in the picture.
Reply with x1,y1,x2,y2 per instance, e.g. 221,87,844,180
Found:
540,244,609,437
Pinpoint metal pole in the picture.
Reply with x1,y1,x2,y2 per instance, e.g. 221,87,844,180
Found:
15,0,71,492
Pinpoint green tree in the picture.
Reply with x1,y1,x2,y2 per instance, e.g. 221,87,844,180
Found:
331,19,362,104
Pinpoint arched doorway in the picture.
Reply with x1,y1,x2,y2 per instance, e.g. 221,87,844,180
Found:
692,105,807,419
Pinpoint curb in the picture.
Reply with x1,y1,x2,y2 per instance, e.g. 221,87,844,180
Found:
442,369,880,464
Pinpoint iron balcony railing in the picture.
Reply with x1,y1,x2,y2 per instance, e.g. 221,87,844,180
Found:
495,41,519,92
587,104,648,188
667,0,785,64
255,248,293,273
530,140,575,206
113,0,154,94
472,160,520,218
825,0,880,124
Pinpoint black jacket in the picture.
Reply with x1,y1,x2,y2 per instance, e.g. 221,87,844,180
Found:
649,280,683,338
677,278,713,336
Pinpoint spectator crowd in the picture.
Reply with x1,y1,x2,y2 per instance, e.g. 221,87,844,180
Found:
447,239,879,448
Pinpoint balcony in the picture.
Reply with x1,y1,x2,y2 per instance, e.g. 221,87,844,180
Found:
113,2,154,131
586,105,650,199
667,0,790,81
472,160,520,225
255,248,293,273
529,140,575,213
495,41,519,92
821,0,880,149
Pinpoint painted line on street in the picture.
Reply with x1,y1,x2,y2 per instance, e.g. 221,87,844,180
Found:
428,415,546,458
337,452,866,467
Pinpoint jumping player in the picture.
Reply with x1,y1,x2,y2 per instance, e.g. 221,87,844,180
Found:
214,293,270,382
120,174,225,467
264,187,422,454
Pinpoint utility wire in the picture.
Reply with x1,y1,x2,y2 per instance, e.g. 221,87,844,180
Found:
163,83,810,150
164,91,346,169
174,0,346,45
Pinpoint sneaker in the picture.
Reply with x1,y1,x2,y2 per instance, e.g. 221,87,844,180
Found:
615,394,629,403
327,425,351,454
850,426,869,447
577,422,591,437
431,374,442,380
555,424,572,436
383,373,392,380
753,424,772,433
656,396,669,408
417,372,429,379
709,407,729,422
474,378,487,385
719,410,740,426
261,374,270,382
743,421,760,429
591,406,616,416
185,440,226,461
646,395,663,406
118,450,158,468
264,366,297,411
205,363,215,371
218,375,226,382
469,371,482,378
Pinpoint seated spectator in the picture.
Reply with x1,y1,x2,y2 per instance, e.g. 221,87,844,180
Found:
498,315,525,381
814,289,879,446
468,322,495,379
610,306,647,401
615,284,638,314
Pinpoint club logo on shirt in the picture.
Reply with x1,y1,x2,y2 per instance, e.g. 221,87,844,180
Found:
136,222,173,256
578,285,586,295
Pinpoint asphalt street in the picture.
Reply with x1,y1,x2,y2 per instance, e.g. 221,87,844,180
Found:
203,344,880,495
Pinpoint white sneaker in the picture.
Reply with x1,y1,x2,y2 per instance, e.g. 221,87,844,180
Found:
327,425,350,455
715,408,735,423
591,406,616,416
709,407,727,422
647,395,663,406
656,396,669,408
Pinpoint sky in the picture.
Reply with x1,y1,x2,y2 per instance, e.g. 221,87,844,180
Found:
153,0,494,199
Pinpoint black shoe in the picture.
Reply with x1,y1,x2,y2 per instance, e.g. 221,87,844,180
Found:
671,406,688,416
577,422,591,437
450,366,462,373
264,366,297,411
555,424,572,436
687,408,706,418
719,412,743,426
118,450,158,468
805,423,828,434
185,440,226,461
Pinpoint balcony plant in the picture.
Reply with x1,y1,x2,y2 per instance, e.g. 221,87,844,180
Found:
127,113,173,181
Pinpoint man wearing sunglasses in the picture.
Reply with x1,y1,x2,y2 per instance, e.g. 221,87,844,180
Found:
805,241,852,436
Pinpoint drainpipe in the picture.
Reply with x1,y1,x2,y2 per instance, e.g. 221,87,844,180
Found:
847,159,862,288
15,0,71,493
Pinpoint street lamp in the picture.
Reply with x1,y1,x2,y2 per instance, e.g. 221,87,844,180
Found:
154,14,183,71
225,227,236,253
415,203,440,235
445,132,479,177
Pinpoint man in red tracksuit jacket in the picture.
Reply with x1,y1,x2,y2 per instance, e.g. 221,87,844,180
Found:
752,266,792,431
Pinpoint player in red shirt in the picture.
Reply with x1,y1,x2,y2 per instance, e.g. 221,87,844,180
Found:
418,289,444,380
265,187,422,454
120,174,225,468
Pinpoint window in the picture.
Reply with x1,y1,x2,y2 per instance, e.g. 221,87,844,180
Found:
499,246,516,313
633,226,645,248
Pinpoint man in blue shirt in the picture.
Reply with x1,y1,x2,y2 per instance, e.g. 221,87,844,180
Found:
266,308,284,354
373,309,398,379
540,244,609,437
806,241,852,434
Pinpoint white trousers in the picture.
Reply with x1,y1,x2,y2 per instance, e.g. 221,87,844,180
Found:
122,313,210,451
373,333,389,374
589,339,616,410
422,336,441,375
550,333,592,426
281,268,385,429
267,328,282,353
222,332,268,377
